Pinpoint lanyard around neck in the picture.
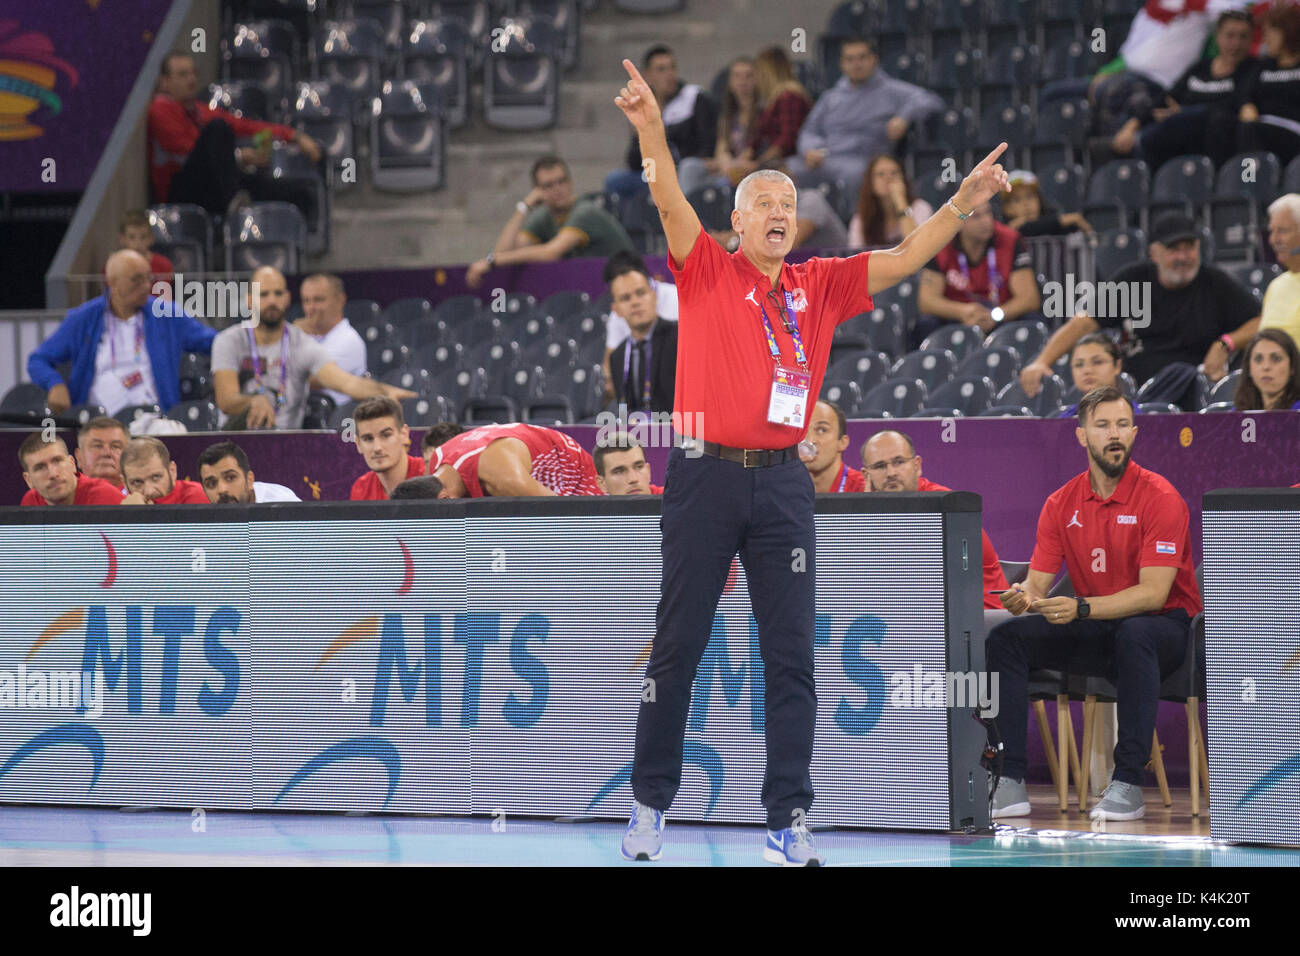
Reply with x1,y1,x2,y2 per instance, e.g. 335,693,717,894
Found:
753,284,808,368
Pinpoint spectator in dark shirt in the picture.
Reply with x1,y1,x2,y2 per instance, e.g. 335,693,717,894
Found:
1110,10,1256,170
917,202,1041,346
999,170,1093,238
605,256,678,415
147,52,321,218
1021,214,1261,406
1234,329,1300,411
606,45,717,200
1058,333,1127,418
1238,4,1300,165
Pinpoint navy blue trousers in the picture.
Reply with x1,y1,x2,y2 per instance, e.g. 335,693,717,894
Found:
986,609,1190,785
631,446,817,830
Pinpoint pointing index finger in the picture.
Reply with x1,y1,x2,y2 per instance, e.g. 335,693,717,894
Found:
976,142,1008,170
622,58,647,86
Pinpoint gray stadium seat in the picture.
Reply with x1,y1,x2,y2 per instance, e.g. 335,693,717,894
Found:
167,400,220,431
226,19,298,106
826,350,891,394
927,375,996,416
55,403,109,429
1152,154,1215,210
224,201,308,273
1215,151,1281,208
523,395,576,425
889,348,957,391
983,318,1048,358
956,346,1021,392
1093,227,1146,280
1036,163,1085,213
148,203,213,274
403,395,455,427
294,80,356,186
401,19,471,128
462,395,519,424
920,324,983,362
207,81,272,123
383,366,434,396
345,0,406,50
483,16,560,131
1087,159,1150,211
114,403,163,426
996,374,1066,417
267,140,330,255
371,80,447,191
301,391,337,429
860,378,928,418
980,404,1034,417
314,18,387,112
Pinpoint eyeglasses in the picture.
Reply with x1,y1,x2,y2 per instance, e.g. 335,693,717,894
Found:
865,455,915,473
536,175,570,190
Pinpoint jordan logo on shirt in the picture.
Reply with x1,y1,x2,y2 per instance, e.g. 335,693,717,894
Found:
745,288,759,308
1067,509,1083,528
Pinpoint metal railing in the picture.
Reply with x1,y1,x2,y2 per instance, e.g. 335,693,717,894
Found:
0,310,68,401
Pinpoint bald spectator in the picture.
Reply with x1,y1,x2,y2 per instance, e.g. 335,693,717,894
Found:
917,201,1041,347
197,440,300,503
349,397,425,500
788,37,943,203
211,267,413,429
148,52,321,217
594,433,664,495
119,436,208,504
295,273,367,408
1259,194,1300,348
28,249,215,417
803,400,865,492
75,416,130,492
466,154,637,289
18,433,123,506
862,429,1009,609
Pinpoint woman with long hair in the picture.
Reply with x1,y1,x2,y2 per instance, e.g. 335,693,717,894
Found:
1237,3,1300,165
1234,329,1300,410
707,57,758,187
732,46,811,178
847,154,932,248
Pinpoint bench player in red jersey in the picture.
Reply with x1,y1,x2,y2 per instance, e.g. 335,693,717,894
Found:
422,422,602,498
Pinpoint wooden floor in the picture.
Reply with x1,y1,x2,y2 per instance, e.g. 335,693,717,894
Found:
1022,783,1210,837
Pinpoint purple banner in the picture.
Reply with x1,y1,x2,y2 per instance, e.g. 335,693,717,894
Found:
0,1,172,192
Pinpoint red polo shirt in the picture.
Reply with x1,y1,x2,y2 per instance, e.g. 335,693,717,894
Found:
668,227,874,449
21,473,124,506
1029,462,1201,616
152,479,210,504
926,222,1029,307
918,477,1010,608
350,455,425,501
831,462,866,493
650,483,665,494
428,425,600,497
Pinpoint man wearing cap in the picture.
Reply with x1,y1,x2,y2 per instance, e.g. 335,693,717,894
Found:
1020,213,1261,408
916,200,1042,349
612,58,1011,866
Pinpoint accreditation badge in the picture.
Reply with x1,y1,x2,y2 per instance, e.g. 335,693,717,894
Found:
768,364,811,427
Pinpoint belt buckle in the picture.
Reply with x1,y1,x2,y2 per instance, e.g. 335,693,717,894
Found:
743,448,761,468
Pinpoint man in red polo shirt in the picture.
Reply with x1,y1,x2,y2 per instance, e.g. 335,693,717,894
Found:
18,433,123,506
119,437,209,504
349,397,425,501
915,201,1041,348
424,423,601,498
987,385,1200,822
594,433,664,495
612,57,1011,865
860,429,1009,607
803,400,865,493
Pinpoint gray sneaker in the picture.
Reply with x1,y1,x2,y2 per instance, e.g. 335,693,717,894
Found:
1090,780,1145,821
991,777,1031,818
620,800,665,861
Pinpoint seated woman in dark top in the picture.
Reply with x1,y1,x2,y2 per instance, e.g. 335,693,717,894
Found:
1110,9,1256,170
999,170,1093,238
1058,333,1128,418
1233,329,1300,411
1238,4,1300,166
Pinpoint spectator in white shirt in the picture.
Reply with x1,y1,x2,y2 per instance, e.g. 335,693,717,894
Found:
197,440,300,502
295,272,368,408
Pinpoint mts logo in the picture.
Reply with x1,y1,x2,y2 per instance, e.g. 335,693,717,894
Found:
689,612,886,736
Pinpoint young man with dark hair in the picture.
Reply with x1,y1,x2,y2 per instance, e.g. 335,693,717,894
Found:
594,433,663,495
116,209,173,286
605,260,679,415
75,416,130,492
425,423,601,498
861,429,1009,608
601,250,679,403
390,476,446,500
802,399,864,492
349,397,424,500
19,433,123,506
119,436,209,504
197,440,300,503
465,154,636,288
987,385,1201,822
421,422,465,457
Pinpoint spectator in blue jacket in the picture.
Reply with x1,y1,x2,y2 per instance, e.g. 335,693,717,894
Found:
27,250,215,417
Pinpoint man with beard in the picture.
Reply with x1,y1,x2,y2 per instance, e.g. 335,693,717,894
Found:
986,386,1200,822
1019,214,1260,407
860,429,1007,608
802,400,864,493
211,266,413,429
119,436,209,504
197,440,300,503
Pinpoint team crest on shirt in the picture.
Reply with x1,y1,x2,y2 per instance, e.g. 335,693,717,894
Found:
789,288,808,312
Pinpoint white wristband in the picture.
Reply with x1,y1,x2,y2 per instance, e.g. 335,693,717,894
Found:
516,201,530,216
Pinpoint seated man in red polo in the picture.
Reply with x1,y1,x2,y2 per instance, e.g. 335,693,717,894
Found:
349,397,425,500
594,433,664,495
861,429,1009,607
119,436,209,504
915,200,1041,348
423,423,602,498
802,399,865,493
19,433,123,506
987,385,1201,822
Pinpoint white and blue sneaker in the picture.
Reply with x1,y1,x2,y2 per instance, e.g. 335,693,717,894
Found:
763,822,825,867
620,800,665,861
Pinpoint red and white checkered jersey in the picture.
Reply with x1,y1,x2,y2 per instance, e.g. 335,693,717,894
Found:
429,423,601,497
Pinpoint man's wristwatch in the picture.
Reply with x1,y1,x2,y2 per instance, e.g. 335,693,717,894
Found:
516,200,531,216
1076,597,1091,620
484,252,495,268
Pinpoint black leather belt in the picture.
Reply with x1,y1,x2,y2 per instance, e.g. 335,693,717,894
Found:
693,440,801,468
